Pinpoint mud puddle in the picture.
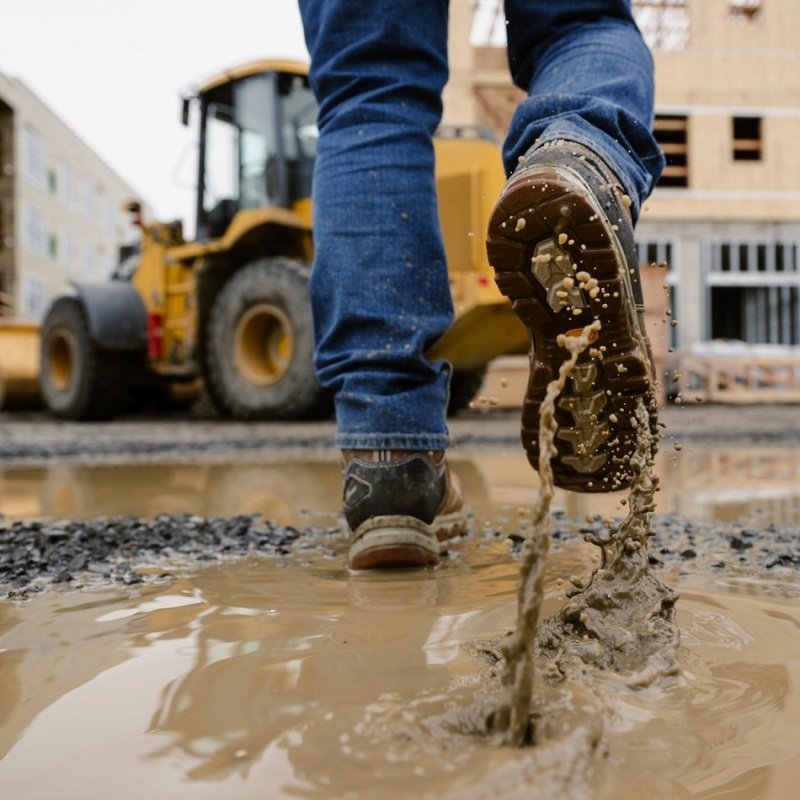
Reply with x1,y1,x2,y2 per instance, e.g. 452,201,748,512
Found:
3,409,800,795
1,534,798,799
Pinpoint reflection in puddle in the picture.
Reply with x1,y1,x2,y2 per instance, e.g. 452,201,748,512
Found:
0,460,344,526
3,443,800,527
1,544,799,799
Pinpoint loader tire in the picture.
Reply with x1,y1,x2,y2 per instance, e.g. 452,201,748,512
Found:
40,298,130,420
448,367,487,415
204,257,331,420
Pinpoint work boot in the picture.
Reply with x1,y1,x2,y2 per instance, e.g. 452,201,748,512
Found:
486,140,657,492
341,450,467,569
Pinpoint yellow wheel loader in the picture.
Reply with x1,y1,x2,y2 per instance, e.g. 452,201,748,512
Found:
38,60,527,421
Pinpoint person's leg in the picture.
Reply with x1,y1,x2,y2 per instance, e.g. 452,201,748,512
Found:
487,1,665,491
299,0,452,452
299,0,465,568
503,0,664,215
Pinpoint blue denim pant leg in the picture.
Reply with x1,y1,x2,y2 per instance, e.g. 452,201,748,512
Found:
299,0,453,451
503,1,666,219
299,0,665,451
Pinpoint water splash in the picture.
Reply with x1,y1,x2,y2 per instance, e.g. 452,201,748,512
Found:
485,321,681,747
536,399,680,688
490,322,601,746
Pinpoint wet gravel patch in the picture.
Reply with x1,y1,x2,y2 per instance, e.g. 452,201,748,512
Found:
0,514,341,600
2,511,798,601
552,512,800,575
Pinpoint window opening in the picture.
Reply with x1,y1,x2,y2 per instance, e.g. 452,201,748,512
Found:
21,127,46,189
728,0,761,23
469,0,507,48
732,117,761,161
654,115,688,187
632,0,690,52
20,275,47,319
707,240,800,345
277,72,317,204
637,239,678,349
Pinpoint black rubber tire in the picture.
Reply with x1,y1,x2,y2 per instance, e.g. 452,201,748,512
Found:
39,298,131,420
448,367,487,415
203,257,330,420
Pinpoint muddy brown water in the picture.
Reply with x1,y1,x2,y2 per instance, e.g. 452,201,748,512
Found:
1,535,799,798
2,441,800,796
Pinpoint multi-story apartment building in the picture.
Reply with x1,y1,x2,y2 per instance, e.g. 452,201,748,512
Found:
446,0,800,392
0,72,140,321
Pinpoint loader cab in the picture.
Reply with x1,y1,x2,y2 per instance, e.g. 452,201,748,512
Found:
194,64,318,240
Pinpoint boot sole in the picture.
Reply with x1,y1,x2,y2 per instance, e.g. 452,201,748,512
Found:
487,161,656,492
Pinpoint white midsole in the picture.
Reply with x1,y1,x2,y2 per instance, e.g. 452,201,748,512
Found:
349,515,441,561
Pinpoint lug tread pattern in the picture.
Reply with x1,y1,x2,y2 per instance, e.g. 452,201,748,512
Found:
487,155,657,492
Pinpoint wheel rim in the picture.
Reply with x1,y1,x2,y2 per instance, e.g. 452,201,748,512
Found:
233,303,293,387
48,328,77,392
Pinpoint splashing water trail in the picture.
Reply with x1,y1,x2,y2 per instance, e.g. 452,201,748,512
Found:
536,398,680,687
491,321,600,746
487,319,681,748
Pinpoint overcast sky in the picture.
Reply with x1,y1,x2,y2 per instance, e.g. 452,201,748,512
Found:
0,0,309,229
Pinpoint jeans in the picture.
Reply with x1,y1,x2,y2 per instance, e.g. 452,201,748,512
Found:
298,0,665,451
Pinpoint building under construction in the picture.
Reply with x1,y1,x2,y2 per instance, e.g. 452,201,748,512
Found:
446,0,800,401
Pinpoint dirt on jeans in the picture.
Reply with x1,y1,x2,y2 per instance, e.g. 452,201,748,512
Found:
1,405,800,797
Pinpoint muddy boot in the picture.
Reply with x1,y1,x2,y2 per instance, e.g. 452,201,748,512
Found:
341,450,467,569
486,140,657,492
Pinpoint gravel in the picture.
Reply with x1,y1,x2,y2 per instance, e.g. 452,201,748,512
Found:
0,514,340,600
2,404,800,601
2,509,798,601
